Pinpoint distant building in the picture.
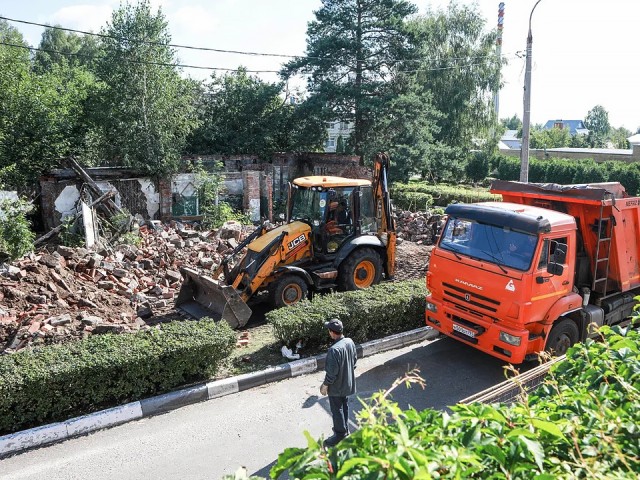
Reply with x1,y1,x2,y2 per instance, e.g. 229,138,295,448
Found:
628,133,640,146
324,121,353,152
499,129,522,150
542,119,589,136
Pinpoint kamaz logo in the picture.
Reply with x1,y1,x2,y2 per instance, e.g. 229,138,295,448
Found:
287,233,307,251
455,278,484,291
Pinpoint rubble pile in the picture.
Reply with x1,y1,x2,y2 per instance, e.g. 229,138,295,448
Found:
395,211,444,244
0,212,437,354
0,221,252,353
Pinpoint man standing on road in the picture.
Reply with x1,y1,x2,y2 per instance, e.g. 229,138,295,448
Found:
319,318,357,447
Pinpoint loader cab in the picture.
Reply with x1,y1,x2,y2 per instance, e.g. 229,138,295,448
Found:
289,176,374,256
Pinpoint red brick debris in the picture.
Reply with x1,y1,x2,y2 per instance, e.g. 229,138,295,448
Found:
0,221,251,354
0,211,438,354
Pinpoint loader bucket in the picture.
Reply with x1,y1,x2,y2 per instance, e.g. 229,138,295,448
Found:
175,268,252,329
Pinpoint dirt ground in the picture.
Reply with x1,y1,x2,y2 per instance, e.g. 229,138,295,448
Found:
393,240,433,282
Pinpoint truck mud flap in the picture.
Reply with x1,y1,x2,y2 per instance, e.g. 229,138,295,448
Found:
175,268,252,329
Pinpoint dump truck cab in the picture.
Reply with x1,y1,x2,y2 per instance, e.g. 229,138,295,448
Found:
427,202,577,363
426,180,640,364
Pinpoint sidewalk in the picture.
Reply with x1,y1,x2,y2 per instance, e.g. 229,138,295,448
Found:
0,326,439,458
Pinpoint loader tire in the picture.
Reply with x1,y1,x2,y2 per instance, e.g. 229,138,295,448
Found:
338,248,382,291
269,275,308,309
545,319,579,356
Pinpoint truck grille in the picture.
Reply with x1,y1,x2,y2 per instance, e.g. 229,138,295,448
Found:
443,282,500,319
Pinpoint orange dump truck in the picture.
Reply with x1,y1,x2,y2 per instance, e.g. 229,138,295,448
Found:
425,180,640,363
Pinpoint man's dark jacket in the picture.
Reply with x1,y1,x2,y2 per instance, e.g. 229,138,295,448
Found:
324,337,357,397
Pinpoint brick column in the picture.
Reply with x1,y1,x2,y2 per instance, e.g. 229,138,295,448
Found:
260,171,273,222
243,171,261,222
158,178,173,221
39,177,59,230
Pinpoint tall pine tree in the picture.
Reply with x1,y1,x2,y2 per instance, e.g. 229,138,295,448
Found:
282,0,418,164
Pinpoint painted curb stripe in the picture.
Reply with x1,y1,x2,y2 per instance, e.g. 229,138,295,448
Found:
140,384,208,416
289,357,318,377
207,378,240,399
0,422,67,457
66,402,143,437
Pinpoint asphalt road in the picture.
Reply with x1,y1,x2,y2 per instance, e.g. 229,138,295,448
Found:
0,336,527,480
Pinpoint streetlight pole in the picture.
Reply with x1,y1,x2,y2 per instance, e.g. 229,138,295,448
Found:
520,0,544,183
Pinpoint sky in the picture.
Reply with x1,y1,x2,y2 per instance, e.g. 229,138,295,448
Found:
1,0,639,132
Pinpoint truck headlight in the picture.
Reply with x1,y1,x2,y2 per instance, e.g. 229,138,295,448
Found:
426,302,438,313
499,331,521,346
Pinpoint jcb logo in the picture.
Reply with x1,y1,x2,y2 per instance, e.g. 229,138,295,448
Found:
287,234,307,251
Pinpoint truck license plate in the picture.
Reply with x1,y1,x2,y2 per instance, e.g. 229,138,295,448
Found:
453,323,475,338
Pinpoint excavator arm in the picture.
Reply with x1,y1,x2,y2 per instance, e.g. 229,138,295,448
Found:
372,152,397,278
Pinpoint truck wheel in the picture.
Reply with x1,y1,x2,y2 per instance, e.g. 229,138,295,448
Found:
269,275,308,308
545,319,579,356
338,248,382,291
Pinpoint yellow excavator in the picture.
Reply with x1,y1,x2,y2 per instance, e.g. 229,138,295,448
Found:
175,152,396,328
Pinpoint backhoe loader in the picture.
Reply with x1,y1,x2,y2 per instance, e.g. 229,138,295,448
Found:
175,153,397,328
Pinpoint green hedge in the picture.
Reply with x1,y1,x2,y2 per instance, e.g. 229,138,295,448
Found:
270,325,640,479
392,182,499,207
266,280,427,348
497,156,640,195
0,319,236,435
389,189,433,211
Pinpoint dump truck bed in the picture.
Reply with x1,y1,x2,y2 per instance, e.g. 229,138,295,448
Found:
491,180,640,293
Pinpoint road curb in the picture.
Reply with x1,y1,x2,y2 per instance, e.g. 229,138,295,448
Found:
0,326,439,458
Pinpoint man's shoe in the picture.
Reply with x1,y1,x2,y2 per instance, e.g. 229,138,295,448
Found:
323,433,347,447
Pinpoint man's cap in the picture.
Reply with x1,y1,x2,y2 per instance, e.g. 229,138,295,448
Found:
324,318,343,333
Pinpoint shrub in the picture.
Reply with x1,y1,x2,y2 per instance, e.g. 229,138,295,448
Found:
391,182,499,207
0,319,236,434
390,189,433,211
0,199,35,260
270,325,640,479
266,280,426,348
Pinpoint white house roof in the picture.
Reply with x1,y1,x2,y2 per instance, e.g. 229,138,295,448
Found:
628,133,640,145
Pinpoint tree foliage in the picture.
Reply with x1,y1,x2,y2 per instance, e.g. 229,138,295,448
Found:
584,105,611,148
91,0,199,175
0,21,98,188
187,69,325,156
609,126,631,149
501,114,522,131
282,0,419,163
33,27,99,73
529,127,571,149
410,2,502,149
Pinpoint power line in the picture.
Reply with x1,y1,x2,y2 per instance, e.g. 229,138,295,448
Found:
0,15,306,60
0,41,281,73
1,40,512,77
0,14,514,66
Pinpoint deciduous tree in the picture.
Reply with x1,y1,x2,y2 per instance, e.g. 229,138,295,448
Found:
584,105,611,148
187,69,325,156
91,0,199,175
410,2,502,150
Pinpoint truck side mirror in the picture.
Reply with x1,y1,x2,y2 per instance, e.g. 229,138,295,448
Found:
547,263,564,276
553,242,568,264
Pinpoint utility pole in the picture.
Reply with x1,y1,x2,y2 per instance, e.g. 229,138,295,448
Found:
493,3,505,118
520,0,544,183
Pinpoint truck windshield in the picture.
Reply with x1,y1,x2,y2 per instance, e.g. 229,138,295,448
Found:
439,217,537,271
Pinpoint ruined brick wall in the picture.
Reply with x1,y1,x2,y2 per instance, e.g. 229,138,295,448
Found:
39,168,161,230
39,154,369,230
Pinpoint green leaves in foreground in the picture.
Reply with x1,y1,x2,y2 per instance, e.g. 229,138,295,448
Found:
270,326,640,479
